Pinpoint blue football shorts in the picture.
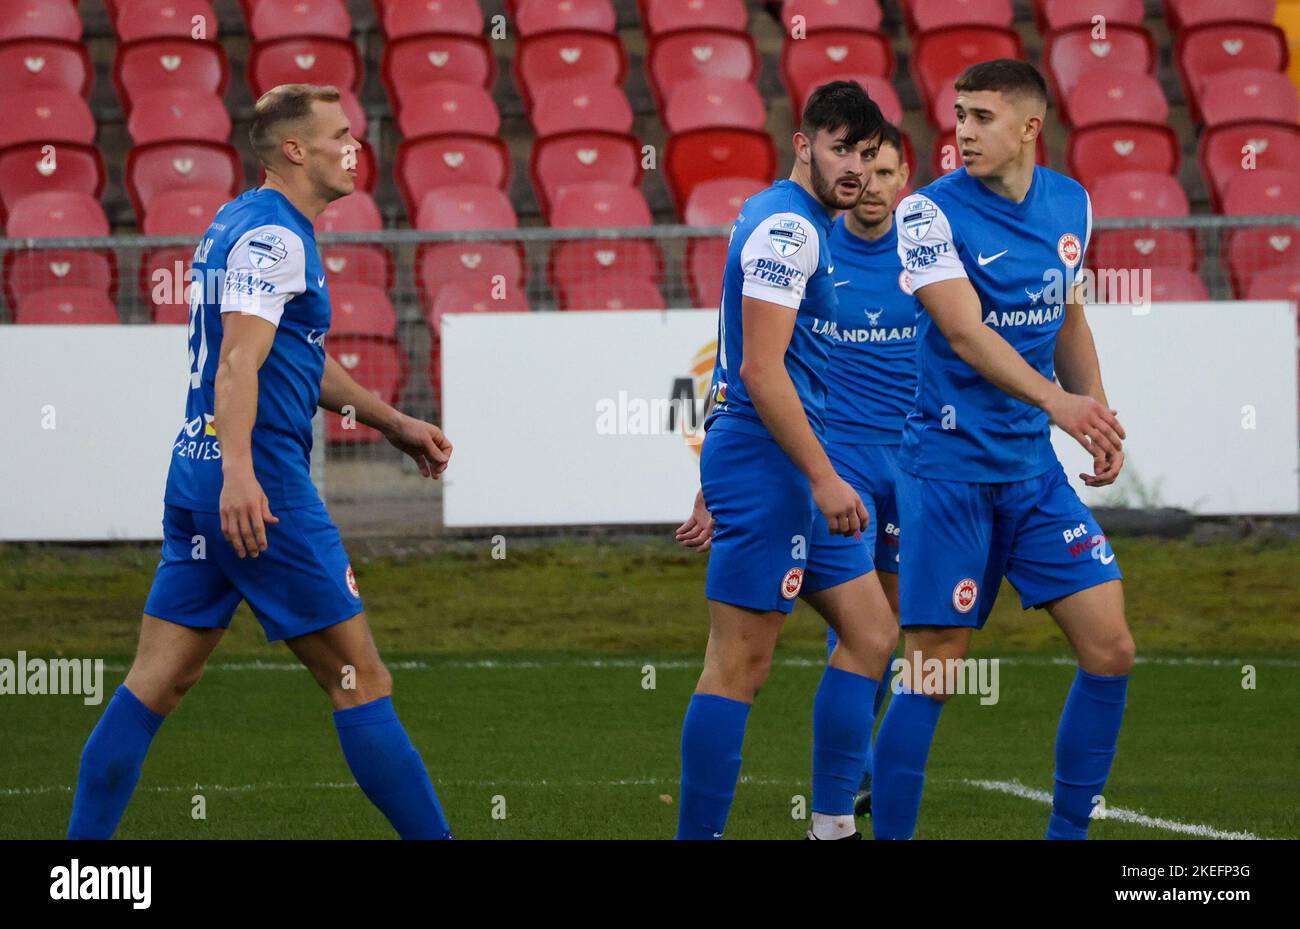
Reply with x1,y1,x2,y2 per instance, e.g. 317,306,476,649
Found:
896,462,1123,628
143,501,365,641
807,441,903,584
701,422,872,614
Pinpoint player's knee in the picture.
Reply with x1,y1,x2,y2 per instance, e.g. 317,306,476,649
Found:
1100,630,1136,676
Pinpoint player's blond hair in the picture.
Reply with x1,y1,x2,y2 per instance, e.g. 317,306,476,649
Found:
249,84,342,167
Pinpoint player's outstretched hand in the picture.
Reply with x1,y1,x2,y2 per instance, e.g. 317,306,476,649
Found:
675,488,714,552
384,413,453,479
219,470,279,559
1082,448,1125,487
812,473,868,537
1047,391,1126,459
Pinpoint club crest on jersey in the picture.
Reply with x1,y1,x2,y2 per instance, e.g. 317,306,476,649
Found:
768,219,808,258
780,566,804,600
1057,233,1082,269
248,231,288,270
902,202,936,239
952,578,978,613
899,269,913,295
345,565,360,598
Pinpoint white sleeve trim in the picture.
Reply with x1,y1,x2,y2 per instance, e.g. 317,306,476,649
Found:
220,224,307,328
1083,189,1094,254
738,210,820,310
896,194,967,290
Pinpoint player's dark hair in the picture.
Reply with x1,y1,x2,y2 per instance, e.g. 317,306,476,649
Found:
250,83,342,166
954,59,1048,107
877,121,903,156
800,80,886,147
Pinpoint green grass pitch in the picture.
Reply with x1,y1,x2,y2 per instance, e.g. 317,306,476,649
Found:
1,535,1296,839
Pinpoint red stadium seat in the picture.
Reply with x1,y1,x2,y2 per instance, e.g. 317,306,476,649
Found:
1171,0,1278,31
382,0,483,39
1066,124,1179,191
115,0,217,42
14,287,118,325
911,26,1022,127
515,31,626,112
1042,0,1144,33
126,89,230,145
325,337,408,443
1198,69,1300,129
646,0,748,37
248,0,350,41
1089,228,1197,272
1199,122,1300,213
686,237,726,307
1222,226,1300,297
427,279,531,336
416,242,527,313
248,38,362,96
0,141,103,224
781,31,894,122
125,142,242,224
1066,70,1168,129
781,0,883,33
665,128,776,216
909,0,1013,34
139,246,193,324
382,36,495,106
331,283,398,338
415,185,518,230
548,182,661,299
1093,267,1209,303
531,80,632,138
1176,22,1289,122
1222,168,1300,215
317,191,383,231
397,136,510,220
1244,262,1300,300
1091,170,1190,217
664,77,765,133
516,0,616,37
0,1,80,42
1044,25,1156,125
113,38,228,113
530,132,642,220
395,81,499,137
0,40,92,96
682,176,764,226
4,191,114,307
560,276,666,311
0,89,94,148
140,188,228,235
648,29,760,114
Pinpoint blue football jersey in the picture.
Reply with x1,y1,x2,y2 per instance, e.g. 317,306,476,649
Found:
704,179,839,440
164,187,332,512
823,216,920,445
895,166,1092,483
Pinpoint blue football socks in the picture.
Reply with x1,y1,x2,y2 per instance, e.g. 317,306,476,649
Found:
871,687,945,839
334,696,452,840
68,684,165,839
1046,668,1130,839
812,666,879,814
676,693,751,839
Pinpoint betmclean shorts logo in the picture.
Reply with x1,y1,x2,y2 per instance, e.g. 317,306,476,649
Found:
0,651,104,705
49,859,151,909
749,257,805,288
904,242,950,270
247,231,288,270
768,219,808,258
982,305,1064,328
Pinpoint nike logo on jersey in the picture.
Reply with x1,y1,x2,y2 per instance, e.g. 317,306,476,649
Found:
977,250,1008,265
834,279,850,287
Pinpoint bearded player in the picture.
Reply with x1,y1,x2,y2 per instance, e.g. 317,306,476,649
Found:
673,81,898,841
67,85,455,840
872,60,1135,840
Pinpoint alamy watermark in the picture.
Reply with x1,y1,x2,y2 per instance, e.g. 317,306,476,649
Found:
0,651,104,705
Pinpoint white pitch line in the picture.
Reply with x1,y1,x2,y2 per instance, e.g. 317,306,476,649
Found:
94,654,1300,673
962,778,1264,840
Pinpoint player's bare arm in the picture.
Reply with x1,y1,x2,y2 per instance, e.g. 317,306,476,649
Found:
915,276,1126,460
214,312,279,559
1055,290,1125,487
740,294,867,536
318,354,452,480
